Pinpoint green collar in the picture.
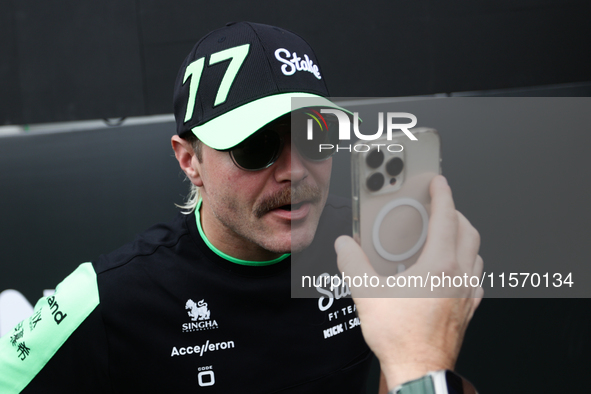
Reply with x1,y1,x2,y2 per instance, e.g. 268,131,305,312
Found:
195,199,290,266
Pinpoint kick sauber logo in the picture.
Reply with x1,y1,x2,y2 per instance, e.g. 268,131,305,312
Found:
182,299,219,333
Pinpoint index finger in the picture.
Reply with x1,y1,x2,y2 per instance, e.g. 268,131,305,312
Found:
421,176,458,262
334,235,382,297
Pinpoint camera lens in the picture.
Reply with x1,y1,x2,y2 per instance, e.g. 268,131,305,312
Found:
366,149,384,169
386,157,404,176
366,172,385,192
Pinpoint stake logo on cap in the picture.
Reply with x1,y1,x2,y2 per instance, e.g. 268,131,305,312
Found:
173,21,345,150
274,48,322,79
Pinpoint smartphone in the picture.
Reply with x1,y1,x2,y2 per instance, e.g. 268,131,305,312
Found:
351,128,441,276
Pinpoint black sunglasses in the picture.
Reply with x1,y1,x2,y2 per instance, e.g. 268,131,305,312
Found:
228,114,339,171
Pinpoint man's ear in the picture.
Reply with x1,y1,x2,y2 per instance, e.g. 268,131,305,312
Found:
171,135,204,187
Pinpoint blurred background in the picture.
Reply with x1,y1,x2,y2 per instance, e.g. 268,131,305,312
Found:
1,1,590,392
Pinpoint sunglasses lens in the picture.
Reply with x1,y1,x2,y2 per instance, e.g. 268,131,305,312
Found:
230,111,339,171
230,129,282,170
293,116,338,161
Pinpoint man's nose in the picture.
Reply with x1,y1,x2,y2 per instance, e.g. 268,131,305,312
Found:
274,138,306,183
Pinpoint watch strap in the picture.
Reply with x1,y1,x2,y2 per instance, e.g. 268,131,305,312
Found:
391,374,435,394
390,370,478,394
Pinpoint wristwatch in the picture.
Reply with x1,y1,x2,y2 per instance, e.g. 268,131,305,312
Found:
390,370,478,394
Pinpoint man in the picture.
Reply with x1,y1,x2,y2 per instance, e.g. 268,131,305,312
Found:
0,22,482,393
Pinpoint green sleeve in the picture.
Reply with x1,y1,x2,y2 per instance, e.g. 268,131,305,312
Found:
0,263,100,393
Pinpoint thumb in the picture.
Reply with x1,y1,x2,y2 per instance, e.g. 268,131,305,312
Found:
335,235,379,279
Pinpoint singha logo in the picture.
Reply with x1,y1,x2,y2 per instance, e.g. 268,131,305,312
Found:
182,298,218,332
186,299,210,321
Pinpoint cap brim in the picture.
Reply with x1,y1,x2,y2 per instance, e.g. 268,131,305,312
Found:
191,92,349,150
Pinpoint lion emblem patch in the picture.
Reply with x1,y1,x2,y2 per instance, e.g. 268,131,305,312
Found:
185,299,211,321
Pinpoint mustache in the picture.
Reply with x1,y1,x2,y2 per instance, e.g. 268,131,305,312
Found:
253,184,322,218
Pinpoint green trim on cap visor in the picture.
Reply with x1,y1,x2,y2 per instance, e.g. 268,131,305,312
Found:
191,92,350,150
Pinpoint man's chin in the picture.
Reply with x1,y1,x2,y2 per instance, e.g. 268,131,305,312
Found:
258,232,315,255
287,231,317,254
257,215,321,254
288,209,324,253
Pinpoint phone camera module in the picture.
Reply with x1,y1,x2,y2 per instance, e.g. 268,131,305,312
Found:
366,149,384,169
367,172,385,192
386,157,404,177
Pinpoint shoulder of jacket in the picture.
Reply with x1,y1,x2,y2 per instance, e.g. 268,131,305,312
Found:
93,212,191,275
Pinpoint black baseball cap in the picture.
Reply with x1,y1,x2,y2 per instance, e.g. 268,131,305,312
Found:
173,21,347,150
